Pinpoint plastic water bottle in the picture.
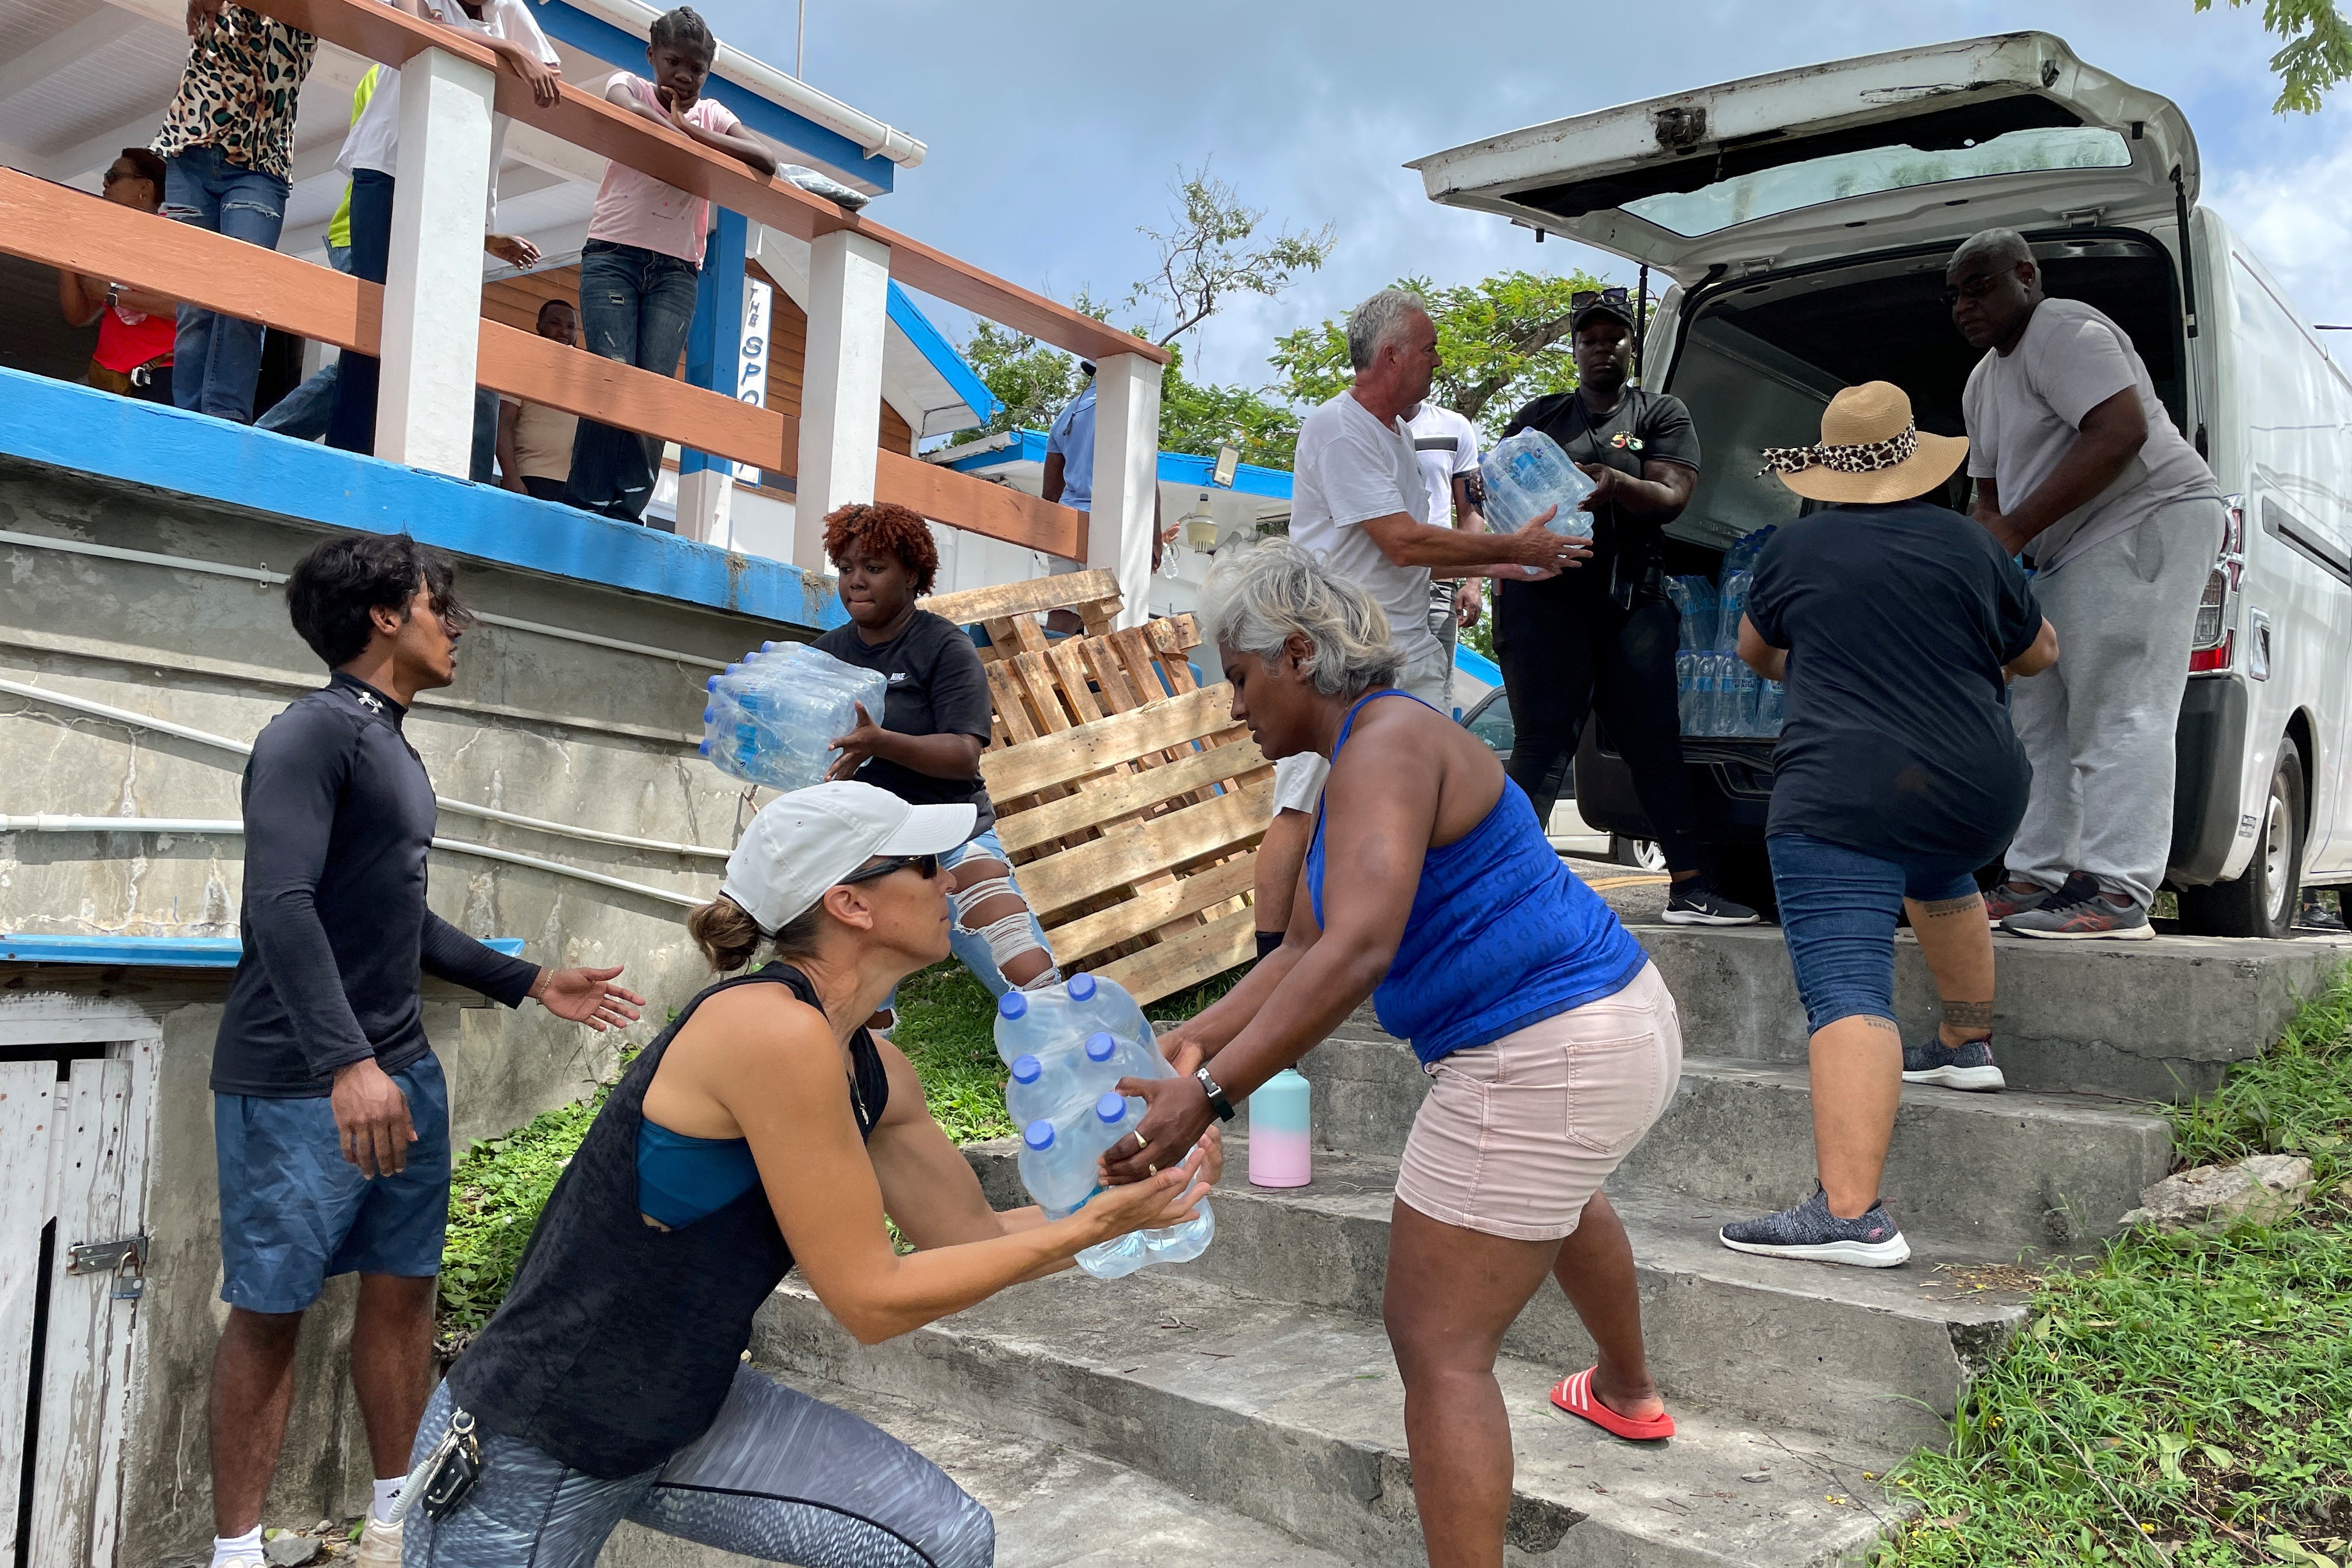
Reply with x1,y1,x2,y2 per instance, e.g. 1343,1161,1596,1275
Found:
1478,429,1598,538
1006,1049,1089,1127
1724,659,1761,737
1018,1114,1147,1280
1065,972,1156,1060
1248,1068,1312,1188
1691,652,1721,737
1675,650,1699,733
1755,678,1787,736
698,643,887,792
1717,570,1752,652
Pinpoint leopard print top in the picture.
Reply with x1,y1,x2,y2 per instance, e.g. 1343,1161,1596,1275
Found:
150,2,317,182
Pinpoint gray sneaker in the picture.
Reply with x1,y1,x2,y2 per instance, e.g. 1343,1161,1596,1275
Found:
1902,1035,2005,1092
2001,878,2154,940
1720,1189,1910,1268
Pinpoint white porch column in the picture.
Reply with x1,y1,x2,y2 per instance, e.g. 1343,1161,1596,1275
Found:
1088,351,1163,630
793,229,891,572
376,47,495,476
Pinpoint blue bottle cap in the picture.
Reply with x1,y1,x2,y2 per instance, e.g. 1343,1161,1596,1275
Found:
1094,1091,1128,1125
998,991,1027,1020
697,738,712,755
1010,1054,1042,1084
705,674,720,692
1068,972,1097,1001
726,662,742,674
1084,1031,1117,1064
1023,1119,1055,1151
761,640,777,652
702,706,716,723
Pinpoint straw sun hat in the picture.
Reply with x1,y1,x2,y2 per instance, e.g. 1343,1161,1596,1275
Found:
1758,382,1969,505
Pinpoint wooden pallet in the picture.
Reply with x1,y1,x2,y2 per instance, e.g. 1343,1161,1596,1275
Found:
921,572,1270,1006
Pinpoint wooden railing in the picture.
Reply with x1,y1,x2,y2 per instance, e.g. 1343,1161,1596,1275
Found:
0,0,1133,559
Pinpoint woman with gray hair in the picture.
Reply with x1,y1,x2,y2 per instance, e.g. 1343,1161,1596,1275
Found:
1102,538,1685,1567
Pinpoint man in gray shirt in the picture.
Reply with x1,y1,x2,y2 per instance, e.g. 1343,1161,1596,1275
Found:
1950,228,2224,939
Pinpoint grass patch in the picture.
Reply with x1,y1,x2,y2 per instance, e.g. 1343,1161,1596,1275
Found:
1871,965,2352,1567
436,958,1254,1339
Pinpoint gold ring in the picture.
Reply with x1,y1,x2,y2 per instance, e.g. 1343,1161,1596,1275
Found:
1148,1163,1158,1175
1134,1130,1148,1152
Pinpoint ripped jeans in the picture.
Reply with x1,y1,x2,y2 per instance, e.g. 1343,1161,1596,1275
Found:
159,147,288,424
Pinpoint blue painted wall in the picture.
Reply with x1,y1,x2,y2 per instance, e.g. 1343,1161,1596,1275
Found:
0,366,845,632
0,933,526,968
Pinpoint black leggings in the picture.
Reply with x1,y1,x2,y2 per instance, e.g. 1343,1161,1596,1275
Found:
1493,577,1703,876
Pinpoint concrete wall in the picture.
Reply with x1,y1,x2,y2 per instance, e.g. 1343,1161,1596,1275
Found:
0,457,816,1563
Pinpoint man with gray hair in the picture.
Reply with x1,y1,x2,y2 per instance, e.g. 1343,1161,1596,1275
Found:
1248,288,1588,958
1949,228,2224,939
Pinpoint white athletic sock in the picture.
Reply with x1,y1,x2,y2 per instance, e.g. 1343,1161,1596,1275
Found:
370,1475,404,1525
210,1527,263,1567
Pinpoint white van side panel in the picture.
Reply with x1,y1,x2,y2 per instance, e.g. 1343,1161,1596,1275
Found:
2209,219,2352,877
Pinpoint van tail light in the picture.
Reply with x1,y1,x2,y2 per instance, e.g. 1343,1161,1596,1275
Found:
2189,495,2245,672
2188,634,2234,673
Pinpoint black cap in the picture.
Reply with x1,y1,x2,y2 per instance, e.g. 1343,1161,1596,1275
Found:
1570,295,1638,335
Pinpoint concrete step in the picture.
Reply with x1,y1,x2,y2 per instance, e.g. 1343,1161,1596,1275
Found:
598,1368,1356,1568
1615,924,2348,1102
964,1141,2028,1457
1292,1040,2174,1252
754,1269,1906,1568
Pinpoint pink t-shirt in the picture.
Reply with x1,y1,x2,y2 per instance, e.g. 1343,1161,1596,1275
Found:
586,72,744,267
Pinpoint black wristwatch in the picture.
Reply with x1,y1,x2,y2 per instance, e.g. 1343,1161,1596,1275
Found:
1194,1065,1236,1122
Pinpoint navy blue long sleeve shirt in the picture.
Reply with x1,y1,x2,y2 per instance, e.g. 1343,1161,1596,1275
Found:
211,671,541,1097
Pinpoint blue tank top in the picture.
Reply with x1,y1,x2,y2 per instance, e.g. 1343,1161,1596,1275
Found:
1305,690,1650,1065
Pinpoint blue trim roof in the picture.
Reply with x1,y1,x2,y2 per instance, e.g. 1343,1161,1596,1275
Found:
528,1,894,193
0,933,526,969
886,283,1000,425
1453,644,1502,687
0,368,845,633
942,430,1293,498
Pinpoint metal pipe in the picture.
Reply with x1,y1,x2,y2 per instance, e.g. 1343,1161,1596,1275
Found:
0,816,705,909
0,530,732,670
0,676,733,860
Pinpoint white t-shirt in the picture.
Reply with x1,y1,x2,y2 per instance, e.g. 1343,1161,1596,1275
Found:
1406,403,1479,615
1291,391,1438,665
335,0,556,229
1962,298,2218,574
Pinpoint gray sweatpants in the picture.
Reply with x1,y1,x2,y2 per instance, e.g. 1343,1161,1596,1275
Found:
2005,496,2225,908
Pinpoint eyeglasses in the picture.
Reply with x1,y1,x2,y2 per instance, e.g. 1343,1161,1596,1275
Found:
838,852,942,887
1572,286,1632,310
1940,273,2004,307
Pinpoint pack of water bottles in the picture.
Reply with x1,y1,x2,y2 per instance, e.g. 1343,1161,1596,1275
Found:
1667,527,1786,739
1477,428,1597,538
999,972,1214,1280
697,642,888,792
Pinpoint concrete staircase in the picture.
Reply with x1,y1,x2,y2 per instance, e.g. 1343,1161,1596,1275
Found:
741,929,2337,1566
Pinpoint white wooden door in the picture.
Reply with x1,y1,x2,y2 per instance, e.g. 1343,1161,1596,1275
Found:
2,1045,151,1568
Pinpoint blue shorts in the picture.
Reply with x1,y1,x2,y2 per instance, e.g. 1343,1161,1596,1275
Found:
215,1051,450,1314
1766,834,1983,1035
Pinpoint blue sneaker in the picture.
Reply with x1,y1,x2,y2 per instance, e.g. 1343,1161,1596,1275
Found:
1902,1036,2005,1093
1720,1189,1910,1268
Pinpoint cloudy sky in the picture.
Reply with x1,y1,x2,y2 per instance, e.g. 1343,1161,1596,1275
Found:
698,0,2352,390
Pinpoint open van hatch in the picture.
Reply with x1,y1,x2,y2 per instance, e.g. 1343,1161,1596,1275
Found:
1408,33,2198,281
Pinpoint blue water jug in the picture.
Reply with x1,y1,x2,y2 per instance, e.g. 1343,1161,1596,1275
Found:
1017,1114,1147,1280
698,643,887,792
1478,429,1598,538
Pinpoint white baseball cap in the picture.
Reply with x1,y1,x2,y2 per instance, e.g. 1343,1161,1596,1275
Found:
720,782,976,934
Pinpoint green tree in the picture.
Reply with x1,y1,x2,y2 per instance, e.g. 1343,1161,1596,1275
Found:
1269,267,1619,437
1129,166,1336,347
953,318,1084,444
1156,341,1301,470
2196,0,2352,111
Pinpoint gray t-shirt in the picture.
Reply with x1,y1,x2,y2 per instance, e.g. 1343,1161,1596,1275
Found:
1290,391,1439,664
1962,298,2218,575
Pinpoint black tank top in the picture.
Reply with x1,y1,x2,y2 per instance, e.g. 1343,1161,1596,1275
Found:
444,962,888,1478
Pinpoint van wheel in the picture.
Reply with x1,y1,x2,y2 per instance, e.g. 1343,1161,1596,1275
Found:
1612,836,1668,872
2177,737,2305,939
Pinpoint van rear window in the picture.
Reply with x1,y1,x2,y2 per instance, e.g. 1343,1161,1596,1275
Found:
1625,127,2133,237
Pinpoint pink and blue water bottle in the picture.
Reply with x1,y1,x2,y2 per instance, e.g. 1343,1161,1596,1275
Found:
1247,1068,1312,1188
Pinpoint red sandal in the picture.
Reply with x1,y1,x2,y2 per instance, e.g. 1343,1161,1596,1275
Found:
1549,1367,1675,1441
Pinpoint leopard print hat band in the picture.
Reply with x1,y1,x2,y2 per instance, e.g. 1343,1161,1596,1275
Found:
1756,422,1920,480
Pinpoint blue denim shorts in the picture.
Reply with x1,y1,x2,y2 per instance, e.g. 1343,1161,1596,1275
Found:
1767,834,1983,1035
214,1051,450,1314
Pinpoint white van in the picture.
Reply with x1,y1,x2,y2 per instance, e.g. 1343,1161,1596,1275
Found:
1412,32,2352,937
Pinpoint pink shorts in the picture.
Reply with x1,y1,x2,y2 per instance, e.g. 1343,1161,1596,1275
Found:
1395,962,1682,1242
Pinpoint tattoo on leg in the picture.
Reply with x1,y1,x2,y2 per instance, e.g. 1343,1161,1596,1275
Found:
1857,1016,1901,1035
1917,894,1985,916
1942,999,1994,1030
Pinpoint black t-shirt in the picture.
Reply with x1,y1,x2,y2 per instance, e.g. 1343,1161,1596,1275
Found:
1745,500,2044,862
1503,386,1702,604
812,610,997,837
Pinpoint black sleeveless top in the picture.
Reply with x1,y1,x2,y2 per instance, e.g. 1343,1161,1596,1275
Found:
444,963,888,1478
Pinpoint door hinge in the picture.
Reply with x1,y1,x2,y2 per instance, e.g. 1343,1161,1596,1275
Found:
2059,207,2104,228
68,1234,149,1300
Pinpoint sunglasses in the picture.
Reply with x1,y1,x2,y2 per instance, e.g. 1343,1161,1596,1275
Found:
1940,273,2005,307
1572,286,1632,308
838,852,942,887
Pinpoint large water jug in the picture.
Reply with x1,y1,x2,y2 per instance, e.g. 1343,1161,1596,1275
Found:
1478,429,1597,538
1065,972,1156,1059
1018,1110,1147,1279
1006,1048,1090,1128
698,643,887,792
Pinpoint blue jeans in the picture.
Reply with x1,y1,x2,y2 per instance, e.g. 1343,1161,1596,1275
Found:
883,828,1054,1012
570,238,700,526
215,1052,450,1314
256,246,353,439
1767,833,1983,1035
160,146,289,424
